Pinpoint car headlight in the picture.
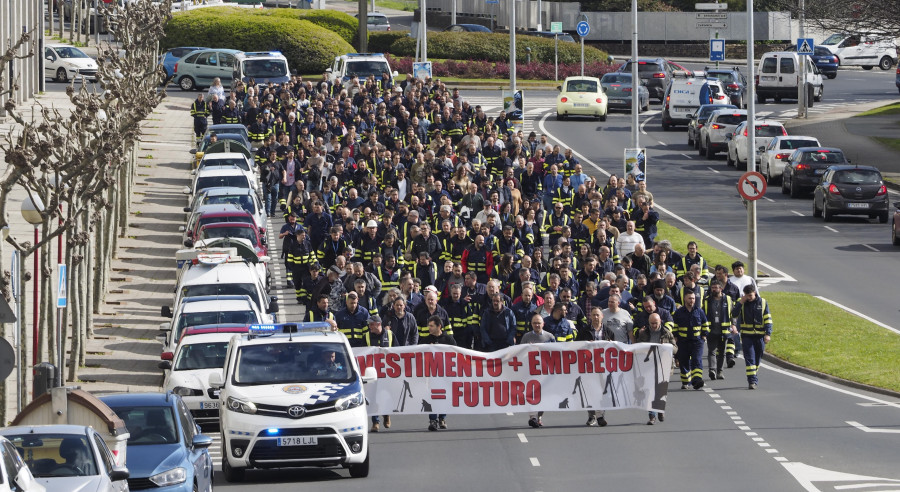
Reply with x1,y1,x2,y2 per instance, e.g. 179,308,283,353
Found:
172,386,203,397
149,467,187,487
334,392,364,412
226,396,257,414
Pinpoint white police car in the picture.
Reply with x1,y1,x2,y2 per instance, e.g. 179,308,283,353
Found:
209,323,377,482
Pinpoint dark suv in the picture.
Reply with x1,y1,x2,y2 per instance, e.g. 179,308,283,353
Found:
618,58,676,101
705,66,748,108
782,147,849,198
812,165,889,222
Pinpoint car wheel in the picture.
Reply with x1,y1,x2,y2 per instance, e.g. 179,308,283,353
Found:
179,76,196,91
781,174,790,194
812,197,822,217
222,457,245,483
688,133,694,146
823,203,834,221
662,122,670,131
348,449,370,478
55,67,68,83
774,96,782,103
757,94,766,104
789,179,800,198
861,65,873,70
879,56,894,70
705,139,716,159
827,73,837,79
599,112,607,122
642,101,649,112
762,164,770,183
893,221,900,246
726,151,734,167
879,212,889,224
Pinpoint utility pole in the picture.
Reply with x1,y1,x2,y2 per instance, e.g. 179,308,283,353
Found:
359,0,368,52
798,0,807,118
630,0,639,148
451,0,456,26
510,0,516,93
746,0,758,279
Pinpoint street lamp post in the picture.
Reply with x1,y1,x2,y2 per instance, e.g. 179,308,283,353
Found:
21,194,44,391
630,0,639,148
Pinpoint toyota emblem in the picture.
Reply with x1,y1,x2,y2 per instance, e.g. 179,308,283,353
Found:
287,405,306,418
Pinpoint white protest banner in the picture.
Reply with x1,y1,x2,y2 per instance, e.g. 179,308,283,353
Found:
353,341,672,416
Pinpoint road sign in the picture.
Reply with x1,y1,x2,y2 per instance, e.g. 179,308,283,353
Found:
576,21,590,37
485,0,498,4
697,12,727,18
710,39,725,61
797,38,814,55
550,22,563,33
695,2,727,9
697,21,727,28
738,172,767,201
57,264,67,309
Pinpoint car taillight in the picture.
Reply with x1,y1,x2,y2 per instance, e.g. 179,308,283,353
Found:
561,97,568,103
877,185,887,196
653,72,666,78
754,75,759,85
665,95,670,109
781,127,788,135
174,62,178,73
834,56,840,64
624,88,632,92
727,83,739,90
743,129,748,136
775,153,790,160
387,26,391,31
596,98,603,103
711,124,722,129
796,164,810,170
828,183,841,195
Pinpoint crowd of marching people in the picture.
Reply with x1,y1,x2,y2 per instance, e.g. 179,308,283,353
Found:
190,71,773,432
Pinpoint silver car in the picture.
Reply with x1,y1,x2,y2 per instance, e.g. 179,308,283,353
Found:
356,12,391,31
599,72,650,112
0,425,129,492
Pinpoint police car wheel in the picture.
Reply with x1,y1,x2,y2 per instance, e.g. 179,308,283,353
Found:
222,456,245,482
348,449,370,478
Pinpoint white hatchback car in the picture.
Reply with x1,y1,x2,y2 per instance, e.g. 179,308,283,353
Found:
699,109,747,159
759,135,821,184
210,323,378,482
44,44,98,82
159,294,268,360
725,119,787,170
556,76,608,121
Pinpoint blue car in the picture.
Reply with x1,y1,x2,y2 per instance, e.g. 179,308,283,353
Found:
159,47,208,81
787,44,839,79
100,393,214,492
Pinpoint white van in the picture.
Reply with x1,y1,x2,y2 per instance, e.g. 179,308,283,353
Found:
661,72,729,130
819,33,897,70
755,52,824,104
232,51,291,86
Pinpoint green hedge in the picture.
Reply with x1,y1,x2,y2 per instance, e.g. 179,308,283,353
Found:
165,7,354,74
256,9,359,46
385,31,608,64
368,31,411,53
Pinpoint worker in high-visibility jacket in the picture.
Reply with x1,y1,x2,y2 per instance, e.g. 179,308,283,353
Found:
702,279,736,381
461,235,493,284
673,290,709,390
364,314,393,433
730,284,773,390
543,303,576,343
190,94,209,145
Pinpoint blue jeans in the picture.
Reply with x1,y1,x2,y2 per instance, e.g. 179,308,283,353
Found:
265,184,279,216
429,414,446,420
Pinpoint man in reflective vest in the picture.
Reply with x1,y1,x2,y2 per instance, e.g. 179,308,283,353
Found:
673,291,709,390
703,279,736,381
731,285,773,390
461,235,493,284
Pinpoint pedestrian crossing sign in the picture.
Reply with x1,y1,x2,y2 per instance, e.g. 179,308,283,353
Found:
797,38,814,55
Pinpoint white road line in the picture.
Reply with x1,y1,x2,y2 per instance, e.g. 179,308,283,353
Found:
791,210,804,216
681,153,693,159
763,197,775,202
815,296,900,335
763,363,900,408
506,412,514,416
707,167,720,174
538,112,797,282
824,226,839,233
846,421,900,434
518,433,528,443
639,114,655,135
530,457,541,467
658,141,667,146
861,244,879,252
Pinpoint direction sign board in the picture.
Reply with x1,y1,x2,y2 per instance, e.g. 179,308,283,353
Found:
697,12,727,18
697,21,727,28
550,22,563,33
695,2,727,9
797,38,814,55
737,172,767,201
710,39,725,61
576,21,590,37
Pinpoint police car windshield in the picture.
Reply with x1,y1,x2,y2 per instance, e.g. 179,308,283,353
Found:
234,342,355,385
820,34,844,45
200,158,250,171
4,434,98,477
243,59,288,78
175,341,229,371
346,60,390,79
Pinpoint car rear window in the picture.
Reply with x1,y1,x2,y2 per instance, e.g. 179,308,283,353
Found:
197,175,250,191
625,62,664,73
833,170,881,184
709,72,735,84
198,215,255,228
566,80,598,92
368,15,389,25
761,58,777,73
756,125,784,137
780,139,818,149
715,114,747,125
801,151,845,164
779,57,795,74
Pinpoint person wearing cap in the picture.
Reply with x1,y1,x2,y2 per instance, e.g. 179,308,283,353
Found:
335,290,370,348
354,220,382,267
363,314,393,432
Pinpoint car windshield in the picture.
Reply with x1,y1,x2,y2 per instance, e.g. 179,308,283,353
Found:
346,60,391,79
601,74,631,84
202,194,257,215
176,310,257,336
109,406,180,445
709,72,735,83
780,139,819,149
175,341,230,371
834,170,881,184
198,215,254,229
55,47,89,59
242,59,288,78
5,434,98,477
200,226,258,246
821,34,844,46
565,79,598,92
200,158,250,171
756,125,784,137
801,151,845,164
367,15,388,25
182,284,261,311
197,175,250,192
234,342,355,385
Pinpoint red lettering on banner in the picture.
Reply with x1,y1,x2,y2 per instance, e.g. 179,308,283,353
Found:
606,347,618,372
464,382,478,407
526,380,541,404
479,381,493,405
561,350,576,374
495,381,509,406
385,353,401,378
424,352,443,377
577,349,593,373
446,352,457,377
593,348,606,373
452,382,464,407
619,350,633,371
356,355,369,373
528,351,541,375
373,353,385,378
510,381,526,405
457,353,472,377
415,352,423,377
540,350,561,374
471,356,485,377
486,358,502,377
400,352,415,376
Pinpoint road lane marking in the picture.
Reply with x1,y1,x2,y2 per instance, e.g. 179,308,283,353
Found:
861,244,879,252
763,363,900,407
518,433,528,443
824,226,839,233
846,421,900,434
707,167,720,174
639,114,655,135
530,457,541,467
814,296,900,335
791,210,804,216
658,141,667,146
681,153,693,159
763,196,775,202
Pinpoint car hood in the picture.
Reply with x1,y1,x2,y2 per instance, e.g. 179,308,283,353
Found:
233,381,361,406
36,476,105,492
166,368,220,391
125,443,187,478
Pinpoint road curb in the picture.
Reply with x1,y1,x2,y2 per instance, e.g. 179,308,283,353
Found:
763,352,900,399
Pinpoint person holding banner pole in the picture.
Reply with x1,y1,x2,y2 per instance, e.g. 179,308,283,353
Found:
421,316,456,431
522,313,555,428
577,307,608,427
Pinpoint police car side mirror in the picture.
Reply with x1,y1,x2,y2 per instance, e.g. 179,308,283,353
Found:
109,467,130,483
190,169,196,175
182,186,192,195
209,371,224,389
362,366,378,384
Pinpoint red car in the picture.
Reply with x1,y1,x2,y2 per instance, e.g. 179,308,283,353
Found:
195,222,268,258
184,208,258,246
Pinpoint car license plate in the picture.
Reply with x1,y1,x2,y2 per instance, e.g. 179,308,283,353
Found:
762,76,776,81
814,169,825,175
847,203,869,209
201,402,219,409
277,436,318,446
573,103,589,108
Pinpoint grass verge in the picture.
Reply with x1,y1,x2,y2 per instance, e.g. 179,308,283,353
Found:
873,136,900,153
764,292,900,392
656,221,744,273
855,102,900,117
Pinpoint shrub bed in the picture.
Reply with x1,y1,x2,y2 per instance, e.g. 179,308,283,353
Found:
383,31,608,64
387,55,618,80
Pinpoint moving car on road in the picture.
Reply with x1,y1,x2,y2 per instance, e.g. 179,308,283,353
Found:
756,51,824,104
445,24,491,32
786,44,840,79
819,33,896,70
44,44,97,83
0,436,44,492
781,147,849,198
704,66,748,107
662,73,729,131
699,109,747,159
556,76,608,121
686,104,737,149
617,58,676,101
355,12,391,31
759,135,821,184
599,72,649,112
173,48,241,91
812,165,889,222
725,119,787,170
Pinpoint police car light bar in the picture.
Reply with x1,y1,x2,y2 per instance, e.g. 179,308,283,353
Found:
248,322,333,338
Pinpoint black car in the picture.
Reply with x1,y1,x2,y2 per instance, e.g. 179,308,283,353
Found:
445,24,492,32
782,147,849,198
812,165,889,222
705,67,748,108
618,58,677,101
687,103,737,149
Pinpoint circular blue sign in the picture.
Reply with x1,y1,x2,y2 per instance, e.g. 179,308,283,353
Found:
576,21,590,37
